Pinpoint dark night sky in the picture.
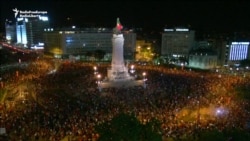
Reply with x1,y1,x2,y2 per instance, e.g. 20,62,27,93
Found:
1,0,250,33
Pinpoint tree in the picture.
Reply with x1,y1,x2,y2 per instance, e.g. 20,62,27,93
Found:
183,128,250,141
240,59,250,67
224,128,250,141
198,129,226,141
85,51,93,61
141,118,162,141
235,84,250,100
95,113,162,141
94,50,105,61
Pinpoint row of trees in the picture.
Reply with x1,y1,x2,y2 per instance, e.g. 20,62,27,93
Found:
95,113,162,141
240,59,250,67
94,113,250,141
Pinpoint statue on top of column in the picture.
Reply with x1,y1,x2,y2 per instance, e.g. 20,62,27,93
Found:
113,18,123,35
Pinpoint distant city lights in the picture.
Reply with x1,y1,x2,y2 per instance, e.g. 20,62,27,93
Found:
175,28,189,32
164,28,189,32
164,29,174,32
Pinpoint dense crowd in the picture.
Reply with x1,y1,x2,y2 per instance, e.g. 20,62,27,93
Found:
0,58,250,141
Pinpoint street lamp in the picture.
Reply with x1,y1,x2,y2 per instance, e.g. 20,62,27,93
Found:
130,65,135,73
142,72,146,88
97,74,102,92
181,63,184,70
196,100,200,134
93,66,97,75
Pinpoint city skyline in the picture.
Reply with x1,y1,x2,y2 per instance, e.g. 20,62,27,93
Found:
1,0,250,33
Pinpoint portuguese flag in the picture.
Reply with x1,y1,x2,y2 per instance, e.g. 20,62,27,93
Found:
116,18,123,30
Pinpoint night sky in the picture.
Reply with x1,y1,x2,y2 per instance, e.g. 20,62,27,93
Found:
1,0,250,33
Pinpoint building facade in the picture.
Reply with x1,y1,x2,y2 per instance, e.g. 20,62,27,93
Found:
227,42,250,66
161,27,195,62
16,16,50,48
189,48,217,69
44,28,136,61
5,19,16,44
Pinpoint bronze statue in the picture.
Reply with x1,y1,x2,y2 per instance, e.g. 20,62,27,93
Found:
113,18,123,34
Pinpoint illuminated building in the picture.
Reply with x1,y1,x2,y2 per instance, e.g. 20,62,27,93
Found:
15,16,49,48
189,48,217,69
16,18,28,46
5,19,16,44
161,27,195,61
228,42,250,65
135,40,153,61
43,27,136,60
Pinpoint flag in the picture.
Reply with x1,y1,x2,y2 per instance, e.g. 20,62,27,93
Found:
116,18,123,30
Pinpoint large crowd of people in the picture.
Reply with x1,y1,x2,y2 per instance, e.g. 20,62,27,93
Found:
0,58,250,141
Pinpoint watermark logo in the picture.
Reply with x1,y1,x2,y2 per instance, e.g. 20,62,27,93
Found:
13,8,19,18
12,8,47,18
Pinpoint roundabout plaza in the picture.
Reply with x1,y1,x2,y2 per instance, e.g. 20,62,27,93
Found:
0,58,250,140
0,18,250,140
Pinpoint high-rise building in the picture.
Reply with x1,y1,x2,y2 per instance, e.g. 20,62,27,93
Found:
16,18,28,46
15,16,49,48
161,27,195,62
5,19,16,44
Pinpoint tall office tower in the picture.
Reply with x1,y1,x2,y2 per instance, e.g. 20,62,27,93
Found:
16,18,28,46
15,16,49,48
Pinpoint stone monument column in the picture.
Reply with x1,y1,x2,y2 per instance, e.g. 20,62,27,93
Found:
107,18,131,81
111,34,125,72
100,18,143,88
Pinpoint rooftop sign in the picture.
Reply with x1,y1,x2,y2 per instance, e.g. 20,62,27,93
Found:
164,28,189,32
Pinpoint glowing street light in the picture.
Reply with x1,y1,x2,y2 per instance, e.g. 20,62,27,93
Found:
93,66,97,75
131,65,134,69
181,63,184,70
97,74,102,92
130,65,135,73
142,72,146,88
